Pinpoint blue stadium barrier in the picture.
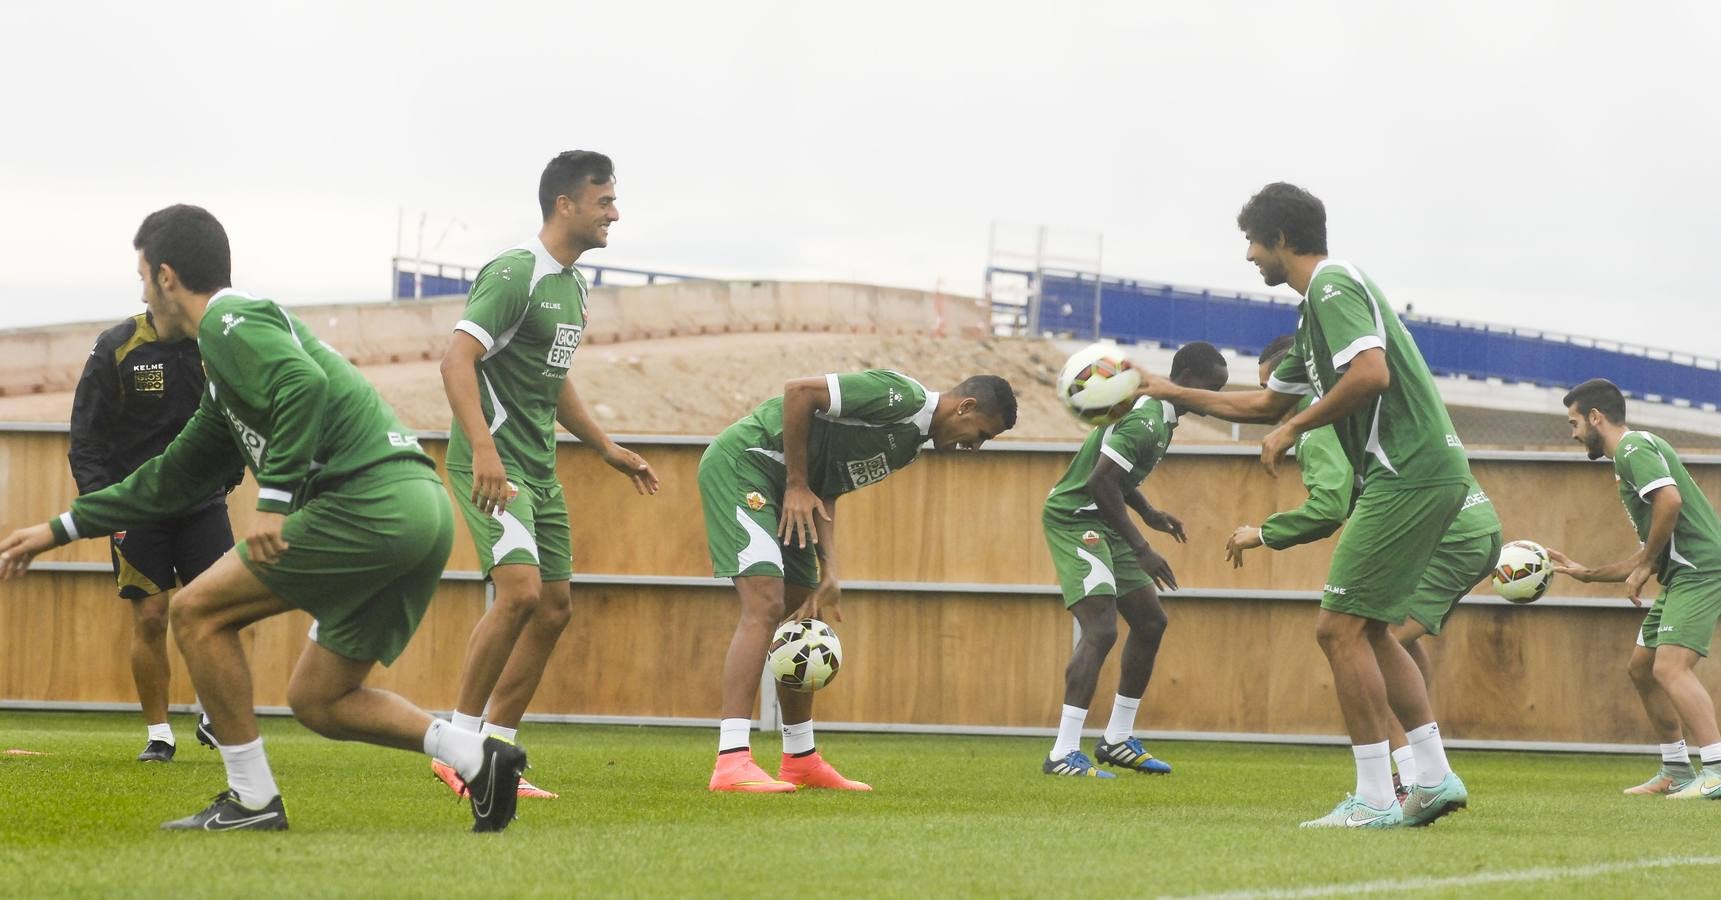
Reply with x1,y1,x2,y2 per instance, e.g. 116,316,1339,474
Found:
1034,270,1721,409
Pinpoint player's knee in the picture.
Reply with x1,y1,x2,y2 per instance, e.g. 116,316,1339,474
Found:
1133,606,1168,639
1079,619,1118,653
491,583,542,619
1313,616,1363,653
134,606,169,643
1652,651,1692,686
167,592,210,643
1627,653,1656,687
533,591,573,632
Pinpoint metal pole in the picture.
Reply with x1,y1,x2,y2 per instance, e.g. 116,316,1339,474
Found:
1092,233,1105,341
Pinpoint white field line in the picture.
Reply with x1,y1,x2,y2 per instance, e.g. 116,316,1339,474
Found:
1164,854,1721,899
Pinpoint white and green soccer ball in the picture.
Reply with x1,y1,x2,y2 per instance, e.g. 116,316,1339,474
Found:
1057,342,1141,427
1493,539,1552,604
768,618,843,692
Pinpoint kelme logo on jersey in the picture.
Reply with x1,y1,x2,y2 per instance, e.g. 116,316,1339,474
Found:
132,362,165,393
845,453,890,487
221,405,267,466
546,323,583,369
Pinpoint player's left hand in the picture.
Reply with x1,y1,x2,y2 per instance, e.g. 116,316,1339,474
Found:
1141,509,1187,543
1225,525,1264,568
0,524,55,579
1260,423,1297,476
1625,562,1654,607
603,443,659,495
794,578,843,623
246,512,290,566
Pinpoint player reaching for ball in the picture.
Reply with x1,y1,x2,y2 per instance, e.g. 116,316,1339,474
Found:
701,370,1016,792
1138,183,1474,828
1226,335,1501,799
1548,378,1721,799
0,206,522,832
1038,342,1227,778
434,151,658,801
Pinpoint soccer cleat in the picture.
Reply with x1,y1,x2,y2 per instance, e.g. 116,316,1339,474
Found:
1299,794,1404,829
137,740,176,763
161,790,288,831
1093,737,1172,774
709,750,797,793
1401,772,1469,826
1667,767,1721,800
431,758,469,797
778,751,872,791
1043,749,1116,778
468,737,527,832
516,775,559,799
195,715,218,750
1625,765,1697,795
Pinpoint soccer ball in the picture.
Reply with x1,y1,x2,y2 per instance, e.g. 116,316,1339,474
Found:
767,618,843,692
1492,540,1552,604
1057,343,1141,426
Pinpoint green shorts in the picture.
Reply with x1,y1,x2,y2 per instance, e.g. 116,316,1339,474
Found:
1322,481,1467,624
1639,575,1721,657
1043,515,1151,607
447,467,573,581
237,460,453,665
1405,530,1502,635
697,441,818,588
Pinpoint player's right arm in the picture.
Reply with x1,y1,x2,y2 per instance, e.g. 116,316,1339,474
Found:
67,329,121,494
1138,375,1298,424
442,261,530,516
1086,428,1178,591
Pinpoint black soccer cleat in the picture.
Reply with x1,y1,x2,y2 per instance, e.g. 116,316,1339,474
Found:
137,740,176,763
468,736,527,833
161,790,288,831
195,715,218,750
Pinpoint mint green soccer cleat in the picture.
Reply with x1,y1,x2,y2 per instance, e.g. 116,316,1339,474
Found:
1624,765,1697,795
1667,767,1721,800
1402,772,1468,826
1298,795,1403,829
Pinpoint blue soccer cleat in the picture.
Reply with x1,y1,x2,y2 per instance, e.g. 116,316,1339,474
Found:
1043,749,1116,778
1094,737,1172,774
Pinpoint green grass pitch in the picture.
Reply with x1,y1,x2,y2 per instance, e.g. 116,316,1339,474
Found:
1,711,1717,897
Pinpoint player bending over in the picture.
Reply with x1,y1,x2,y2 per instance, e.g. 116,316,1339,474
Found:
702,370,1016,792
1226,335,1501,798
0,206,522,832
1550,378,1721,799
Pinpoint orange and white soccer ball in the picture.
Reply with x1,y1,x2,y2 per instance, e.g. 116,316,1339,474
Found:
1057,343,1141,427
1493,540,1552,604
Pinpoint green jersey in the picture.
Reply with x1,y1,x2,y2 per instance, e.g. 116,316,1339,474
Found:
446,240,589,483
1043,397,1178,523
1263,396,1497,549
1613,430,1721,584
51,290,431,542
1269,261,1470,491
715,370,937,498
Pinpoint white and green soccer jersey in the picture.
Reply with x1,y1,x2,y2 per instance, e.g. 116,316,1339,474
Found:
714,370,938,498
52,289,433,540
446,240,589,483
1043,397,1178,523
1614,430,1721,585
1268,260,1470,491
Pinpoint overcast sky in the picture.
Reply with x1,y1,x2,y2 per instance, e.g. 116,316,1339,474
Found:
2,1,1716,356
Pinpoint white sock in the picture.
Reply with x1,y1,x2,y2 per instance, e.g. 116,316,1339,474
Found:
450,712,483,733
1104,695,1140,744
1050,705,1087,760
424,718,487,781
782,720,815,756
1352,740,1394,809
1661,740,1691,766
218,737,280,809
1406,722,1452,787
718,717,752,754
1391,745,1417,787
147,722,175,746
480,722,518,743
1700,742,1721,768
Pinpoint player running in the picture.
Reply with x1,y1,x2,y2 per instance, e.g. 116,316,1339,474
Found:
1225,335,1502,798
0,205,522,832
1039,342,1226,778
703,370,1016,792
70,305,230,761
1549,378,1721,799
435,150,657,801
1139,183,1472,828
